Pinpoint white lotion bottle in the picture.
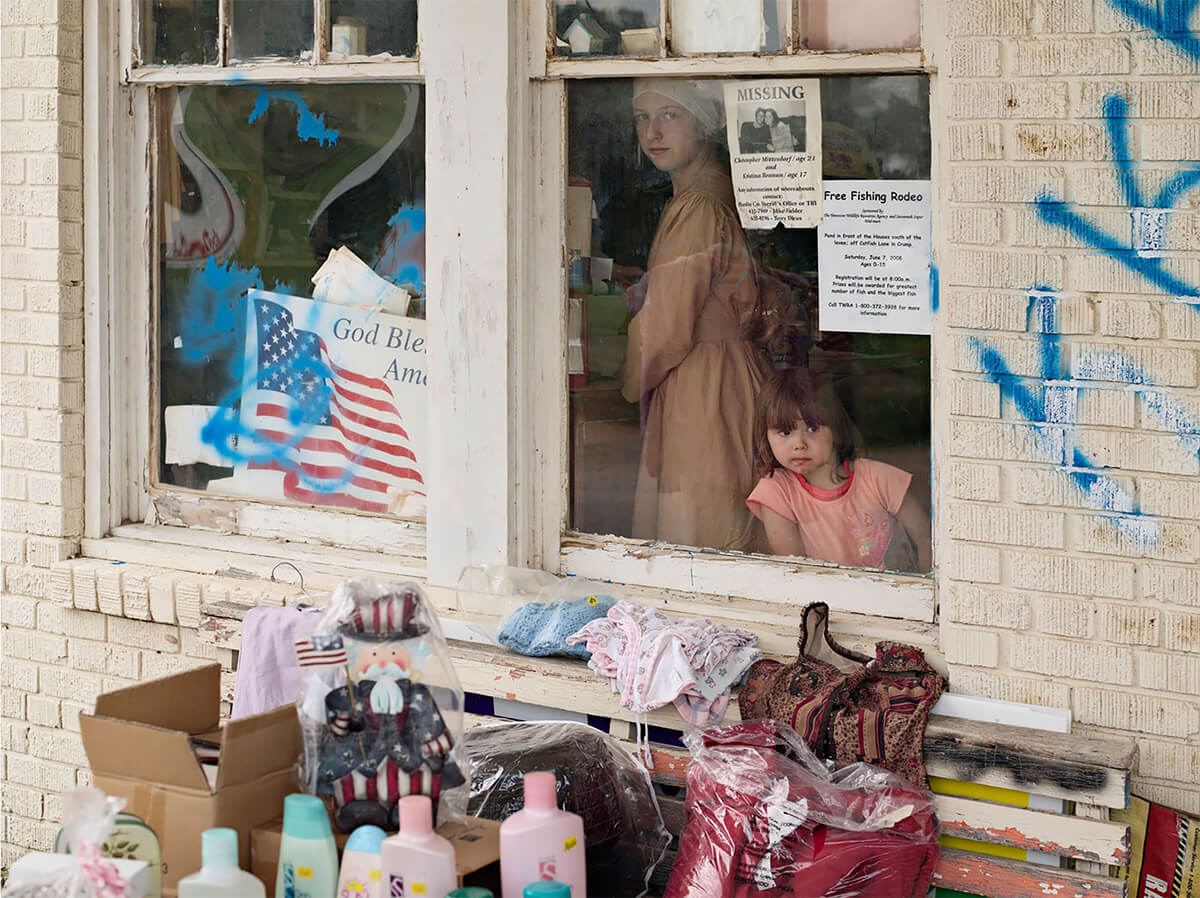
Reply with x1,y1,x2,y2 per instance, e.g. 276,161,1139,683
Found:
276,793,339,898
380,795,458,898
178,828,266,898
336,824,387,898
499,772,586,898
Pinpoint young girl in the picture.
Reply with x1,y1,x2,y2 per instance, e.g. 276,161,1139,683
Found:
746,371,931,572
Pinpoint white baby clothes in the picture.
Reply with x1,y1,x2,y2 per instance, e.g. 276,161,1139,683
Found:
567,600,760,726
231,605,324,719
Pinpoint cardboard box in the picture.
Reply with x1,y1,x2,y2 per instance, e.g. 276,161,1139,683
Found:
80,664,302,897
252,815,501,898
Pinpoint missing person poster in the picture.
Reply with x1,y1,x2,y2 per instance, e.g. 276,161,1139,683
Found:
723,79,823,230
817,179,932,335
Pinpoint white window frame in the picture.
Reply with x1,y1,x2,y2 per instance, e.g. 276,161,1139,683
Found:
515,0,949,623
85,0,948,624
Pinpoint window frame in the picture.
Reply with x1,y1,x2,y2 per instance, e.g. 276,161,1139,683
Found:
523,0,948,622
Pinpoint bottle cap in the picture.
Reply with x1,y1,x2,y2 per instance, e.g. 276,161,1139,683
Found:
523,771,558,811
281,793,333,841
200,828,238,869
523,883,570,898
447,890,495,898
398,794,433,836
344,824,387,855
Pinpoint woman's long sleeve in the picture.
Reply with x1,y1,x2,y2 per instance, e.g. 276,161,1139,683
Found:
632,195,733,395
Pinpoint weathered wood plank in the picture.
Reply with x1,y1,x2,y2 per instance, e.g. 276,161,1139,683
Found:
925,716,1135,810
936,795,1130,865
932,848,1127,898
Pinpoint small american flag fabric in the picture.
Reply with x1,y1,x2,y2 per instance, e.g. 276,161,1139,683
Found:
246,298,423,513
294,632,349,668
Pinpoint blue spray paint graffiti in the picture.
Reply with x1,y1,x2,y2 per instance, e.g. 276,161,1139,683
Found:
247,88,340,146
375,204,427,296
177,257,263,366
1106,0,1200,58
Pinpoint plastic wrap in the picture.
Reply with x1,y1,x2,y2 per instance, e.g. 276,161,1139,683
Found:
4,789,127,898
665,721,939,898
464,721,672,897
296,579,468,832
456,566,620,659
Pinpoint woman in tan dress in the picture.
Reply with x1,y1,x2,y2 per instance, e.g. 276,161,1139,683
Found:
622,79,787,552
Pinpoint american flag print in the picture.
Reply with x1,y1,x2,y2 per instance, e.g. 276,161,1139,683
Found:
293,632,349,668
245,298,423,513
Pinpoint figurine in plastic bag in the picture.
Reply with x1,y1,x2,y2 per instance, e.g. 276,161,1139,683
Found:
5,788,134,897
298,581,467,833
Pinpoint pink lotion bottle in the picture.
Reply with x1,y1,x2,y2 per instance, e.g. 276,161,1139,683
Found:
499,772,586,898
380,795,458,898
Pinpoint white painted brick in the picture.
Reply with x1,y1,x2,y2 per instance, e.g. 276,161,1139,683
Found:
1011,633,1133,684
1075,81,1196,120
944,627,1001,668
950,420,1065,463
148,572,178,624
1011,123,1114,160
2,689,26,721
176,578,203,628
1074,514,1198,563
25,694,60,728
36,603,105,640
1164,301,1200,342
944,289,1027,331
46,564,73,606
947,542,1002,583
2,783,43,820
1138,389,1200,436
1102,603,1161,646
948,0,1035,36
951,166,1065,203
140,651,211,680
945,584,1031,629
27,725,87,767
1143,563,1200,608
1014,37,1129,75
1,405,27,437
1137,739,1200,783
947,249,1064,290
1,594,37,628
1071,253,1200,296
1134,782,1200,816
5,565,48,597
1140,478,1200,520
1074,686,1198,737
26,536,79,567
1133,37,1200,74
949,502,1065,548
1076,387,1137,427
950,461,1001,501
1098,300,1162,339
1031,0,1093,33
95,564,124,616
948,123,1005,161
955,334,1061,378
951,378,1001,417
1011,465,1135,511
951,81,1068,119
1163,611,1200,653
1072,426,1200,476
949,39,1002,77
2,469,27,501
950,206,1003,244
61,700,88,734
107,616,181,654
120,566,152,621
1034,594,1096,637
1137,650,1200,695
3,720,30,752
5,754,75,793
1071,342,1197,388
1142,121,1200,162
1009,551,1135,599
2,658,38,692
39,666,104,703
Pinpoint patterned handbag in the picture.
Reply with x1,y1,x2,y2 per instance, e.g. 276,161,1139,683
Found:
737,602,946,786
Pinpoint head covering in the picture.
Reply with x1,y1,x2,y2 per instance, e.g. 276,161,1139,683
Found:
631,78,723,135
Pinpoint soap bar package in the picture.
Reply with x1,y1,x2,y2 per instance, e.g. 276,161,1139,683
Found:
80,664,302,896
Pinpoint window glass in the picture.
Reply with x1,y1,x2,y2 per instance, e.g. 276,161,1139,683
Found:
156,83,428,520
141,0,219,65
566,75,931,573
328,0,418,58
231,0,315,60
800,0,920,51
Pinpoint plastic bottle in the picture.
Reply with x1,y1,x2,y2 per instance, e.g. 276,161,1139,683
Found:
447,890,495,898
499,772,586,898
380,795,458,898
276,793,339,898
336,825,387,898
177,828,266,898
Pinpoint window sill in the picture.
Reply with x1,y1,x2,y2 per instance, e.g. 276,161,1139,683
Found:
541,49,926,80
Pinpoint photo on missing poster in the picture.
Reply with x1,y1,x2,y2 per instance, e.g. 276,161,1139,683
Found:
722,79,823,230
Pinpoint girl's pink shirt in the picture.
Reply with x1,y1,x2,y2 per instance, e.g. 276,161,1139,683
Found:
746,458,912,568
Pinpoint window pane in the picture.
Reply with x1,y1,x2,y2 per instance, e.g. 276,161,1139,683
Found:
800,0,920,51
668,0,787,54
567,76,931,573
553,0,661,57
329,0,418,58
156,84,428,520
141,0,219,65
231,0,314,60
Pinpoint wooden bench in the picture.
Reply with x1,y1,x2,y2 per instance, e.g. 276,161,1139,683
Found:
199,604,1138,898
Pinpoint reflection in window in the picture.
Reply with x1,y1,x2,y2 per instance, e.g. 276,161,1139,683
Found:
231,0,315,60
140,0,219,65
567,76,931,573
328,0,418,58
156,84,428,520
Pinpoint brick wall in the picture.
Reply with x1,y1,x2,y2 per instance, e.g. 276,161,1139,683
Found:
942,2,1200,809
3,0,1200,869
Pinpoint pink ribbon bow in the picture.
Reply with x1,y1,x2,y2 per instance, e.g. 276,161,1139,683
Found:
77,841,127,898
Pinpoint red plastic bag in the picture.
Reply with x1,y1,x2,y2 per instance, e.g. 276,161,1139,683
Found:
665,721,939,898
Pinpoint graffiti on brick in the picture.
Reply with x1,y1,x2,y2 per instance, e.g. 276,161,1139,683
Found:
1105,0,1200,59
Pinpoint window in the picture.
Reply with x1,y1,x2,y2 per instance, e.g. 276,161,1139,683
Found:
538,3,939,615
